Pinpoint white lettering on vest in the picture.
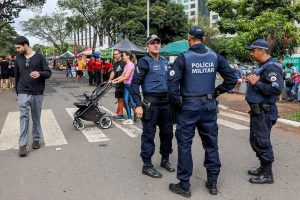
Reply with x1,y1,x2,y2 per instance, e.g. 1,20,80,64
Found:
191,62,214,68
191,62,215,74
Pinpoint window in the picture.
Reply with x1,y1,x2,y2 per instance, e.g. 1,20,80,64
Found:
184,0,189,3
190,4,195,9
190,11,195,16
212,14,219,20
184,5,188,10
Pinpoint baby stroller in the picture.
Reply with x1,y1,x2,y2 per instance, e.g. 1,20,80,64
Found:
73,82,113,130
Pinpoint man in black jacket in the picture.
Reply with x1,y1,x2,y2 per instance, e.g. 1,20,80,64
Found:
14,36,52,157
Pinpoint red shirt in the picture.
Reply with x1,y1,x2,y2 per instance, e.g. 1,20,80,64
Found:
103,63,112,72
93,59,102,70
87,59,94,72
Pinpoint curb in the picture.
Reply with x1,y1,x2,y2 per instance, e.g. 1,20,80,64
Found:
219,104,300,128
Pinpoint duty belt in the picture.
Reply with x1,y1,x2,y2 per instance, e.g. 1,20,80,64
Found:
144,96,169,106
183,94,213,101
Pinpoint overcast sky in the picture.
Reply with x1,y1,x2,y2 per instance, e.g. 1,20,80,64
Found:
12,0,59,46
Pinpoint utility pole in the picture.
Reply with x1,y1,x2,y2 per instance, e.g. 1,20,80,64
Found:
147,0,150,37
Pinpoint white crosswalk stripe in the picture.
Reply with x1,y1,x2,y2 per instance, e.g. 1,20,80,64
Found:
0,110,67,151
217,119,249,130
0,112,20,150
65,108,110,142
100,106,142,137
219,111,250,123
172,111,250,131
0,107,250,151
41,109,68,146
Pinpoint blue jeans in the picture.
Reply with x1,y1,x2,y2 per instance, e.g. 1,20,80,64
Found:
124,84,136,119
17,94,43,146
66,67,73,77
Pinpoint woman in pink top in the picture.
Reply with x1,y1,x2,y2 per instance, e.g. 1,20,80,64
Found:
112,51,136,124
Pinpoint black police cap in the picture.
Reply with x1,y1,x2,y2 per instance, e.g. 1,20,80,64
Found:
188,26,205,40
245,39,269,51
146,35,161,45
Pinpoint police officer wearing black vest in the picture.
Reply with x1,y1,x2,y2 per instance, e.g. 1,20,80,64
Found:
245,39,283,184
130,35,175,178
168,26,237,198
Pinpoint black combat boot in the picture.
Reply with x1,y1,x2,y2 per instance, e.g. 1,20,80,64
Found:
249,164,274,184
169,183,191,198
142,164,162,178
160,159,175,172
248,166,265,176
205,182,218,195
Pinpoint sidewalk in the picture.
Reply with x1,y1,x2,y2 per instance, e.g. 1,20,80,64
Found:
218,93,300,131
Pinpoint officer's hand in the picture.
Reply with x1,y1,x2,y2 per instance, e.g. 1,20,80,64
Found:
214,89,220,99
246,74,260,85
135,106,143,119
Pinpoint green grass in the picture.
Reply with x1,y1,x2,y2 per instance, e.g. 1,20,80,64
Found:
282,111,300,122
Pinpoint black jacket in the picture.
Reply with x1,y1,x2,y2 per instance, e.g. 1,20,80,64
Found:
15,52,52,95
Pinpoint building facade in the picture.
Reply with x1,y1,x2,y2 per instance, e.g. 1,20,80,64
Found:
170,0,219,27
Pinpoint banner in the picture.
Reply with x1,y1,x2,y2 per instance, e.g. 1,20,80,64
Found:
100,48,114,59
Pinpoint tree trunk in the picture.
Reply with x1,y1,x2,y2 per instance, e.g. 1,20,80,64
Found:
92,28,97,49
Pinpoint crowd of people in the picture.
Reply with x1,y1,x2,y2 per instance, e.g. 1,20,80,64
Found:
229,58,300,103
5,25,295,198
64,54,113,86
0,56,15,89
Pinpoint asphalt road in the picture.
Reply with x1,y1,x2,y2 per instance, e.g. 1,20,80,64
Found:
0,70,299,200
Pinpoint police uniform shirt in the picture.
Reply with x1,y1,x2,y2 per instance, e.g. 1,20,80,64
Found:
168,43,237,106
246,57,283,104
130,54,168,107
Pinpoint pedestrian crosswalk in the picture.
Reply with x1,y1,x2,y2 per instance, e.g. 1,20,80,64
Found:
66,108,110,142
0,106,250,151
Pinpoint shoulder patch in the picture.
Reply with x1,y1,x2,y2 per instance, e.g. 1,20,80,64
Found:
270,76,277,82
169,70,175,76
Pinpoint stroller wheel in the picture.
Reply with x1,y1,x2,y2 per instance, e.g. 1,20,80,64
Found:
98,116,112,129
73,119,85,130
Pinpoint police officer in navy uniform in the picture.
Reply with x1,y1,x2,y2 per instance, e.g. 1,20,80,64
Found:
168,26,237,198
130,35,175,178
245,39,283,184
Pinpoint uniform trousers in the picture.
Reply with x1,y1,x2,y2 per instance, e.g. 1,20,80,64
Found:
141,104,173,165
176,99,220,190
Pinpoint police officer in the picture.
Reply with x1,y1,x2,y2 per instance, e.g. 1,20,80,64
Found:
130,35,175,178
245,39,283,184
168,26,237,197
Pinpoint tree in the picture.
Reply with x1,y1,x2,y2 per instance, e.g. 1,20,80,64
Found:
0,23,18,56
58,0,103,48
0,0,46,31
21,12,72,54
195,17,220,50
101,0,188,46
208,0,300,61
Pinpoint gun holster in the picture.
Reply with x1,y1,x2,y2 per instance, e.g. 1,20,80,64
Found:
142,100,152,121
249,104,262,115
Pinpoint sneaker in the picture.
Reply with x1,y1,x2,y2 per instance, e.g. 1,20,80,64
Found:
19,146,27,157
115,115,125,121
32,141,40,149
122,119,134,125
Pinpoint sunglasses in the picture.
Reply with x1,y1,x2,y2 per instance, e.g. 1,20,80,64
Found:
26,58,30,68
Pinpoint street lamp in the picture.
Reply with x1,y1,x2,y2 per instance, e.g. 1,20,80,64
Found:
147,0,150,37
147,0,156,37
